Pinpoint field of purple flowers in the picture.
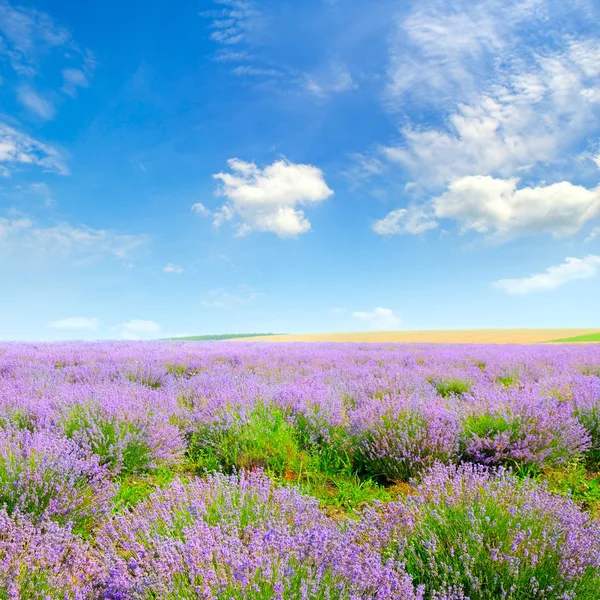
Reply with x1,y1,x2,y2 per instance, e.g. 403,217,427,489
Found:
1,342,600,599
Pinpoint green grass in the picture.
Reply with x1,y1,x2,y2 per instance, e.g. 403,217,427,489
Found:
163,333,282,341
541,460,600,519
551,332,600,342
185,405,393,514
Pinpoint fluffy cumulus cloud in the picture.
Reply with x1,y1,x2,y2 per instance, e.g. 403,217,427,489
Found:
0,122,67,176
493,255,600,294
352,307,400,330
212,158,334,237
0,216,148,263
163,263,183,274
433,177,600,240
374,177,600,241
46,317,99,330
117,320,161,340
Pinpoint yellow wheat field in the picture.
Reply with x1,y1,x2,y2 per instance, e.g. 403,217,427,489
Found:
235,329,600,344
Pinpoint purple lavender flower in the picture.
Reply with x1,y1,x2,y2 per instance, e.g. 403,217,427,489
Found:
352,393,460,481
99,471,422,599
459,385,591,471
0,428,113,530
0,509,105,598
357,463,600,599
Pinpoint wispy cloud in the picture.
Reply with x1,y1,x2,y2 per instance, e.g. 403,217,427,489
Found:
493,255,600,294
0,1,95,112
203,285,262,309
191,202,211,217
0,122,68,176
0,215,149,264
17,86,55,120
352,307,400,330
29,182,53,206
382,44,600,187
61,53,95,97
386,0,539,104
116,319,161,340
202,1,363,97
0,0,71,75
585,227,600,243
46,317,99,330
163,263,183,274
212,158,334,237
373,206,437,236
304,61,357,97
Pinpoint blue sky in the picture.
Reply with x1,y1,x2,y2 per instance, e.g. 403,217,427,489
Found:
1,0,599,340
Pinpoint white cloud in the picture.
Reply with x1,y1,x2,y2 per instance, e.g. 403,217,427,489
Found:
0,122,67,175
376,0,600,237
0,215,148,263
352,307,400,330
29,182,53,205
373,206,437,235
201,1,262,47
383,45,600,188
163,263,183,274
0,1,94,92
191,202,211,216
305,61,357,97
592,154,600,169
203,285,261,309
212,157,334,237
232,65,281,78
0,0,71,75
117,319,161,340
17,86,55,120
433,176,600,240
46,317,99,330
493,255,600,294
386,0,539,102
585,227,600,243
373,176,600,241
62,67,89,96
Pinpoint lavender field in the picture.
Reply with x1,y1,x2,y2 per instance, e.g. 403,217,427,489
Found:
1,342,600,599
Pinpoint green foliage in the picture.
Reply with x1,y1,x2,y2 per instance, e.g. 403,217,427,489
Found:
495,372,520,388
551,332,600,343
462,412,512,439
434,377,472,398
186,405,389,513
113,467,176,511
543,460,600,519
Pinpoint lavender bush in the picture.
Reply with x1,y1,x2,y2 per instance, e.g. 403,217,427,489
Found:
357,463,600,599
0,509,105,598
99,471,421,599
459,386,591,472
352,393,460,481
0,428,113,530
